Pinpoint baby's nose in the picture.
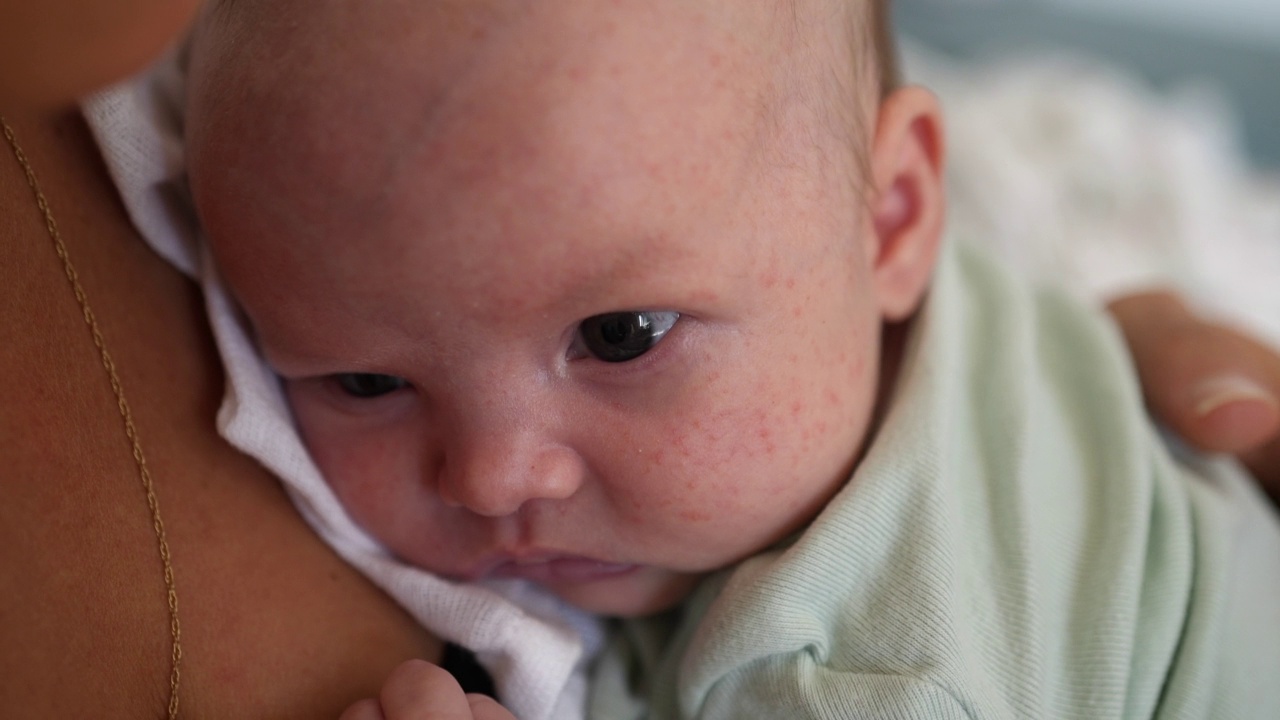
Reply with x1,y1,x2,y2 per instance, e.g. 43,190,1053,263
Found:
436,428,585,517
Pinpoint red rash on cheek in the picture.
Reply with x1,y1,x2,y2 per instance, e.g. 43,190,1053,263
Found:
670,430,692,459
755,424,775,452
680,508,714,523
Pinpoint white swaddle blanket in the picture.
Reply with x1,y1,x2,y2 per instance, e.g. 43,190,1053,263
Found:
82,54,603,720
82,40,1280,720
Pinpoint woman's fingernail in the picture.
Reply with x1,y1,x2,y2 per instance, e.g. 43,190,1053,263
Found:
1192,376,1279,417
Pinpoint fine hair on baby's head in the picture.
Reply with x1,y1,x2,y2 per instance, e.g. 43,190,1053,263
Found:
186,0,944,617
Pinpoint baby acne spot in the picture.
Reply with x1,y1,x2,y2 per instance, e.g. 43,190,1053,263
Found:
671,433,693,458
680,508,713,523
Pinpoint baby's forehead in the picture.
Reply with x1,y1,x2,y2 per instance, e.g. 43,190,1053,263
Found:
191,0,877,273
197,3,792,183
205,0,867,103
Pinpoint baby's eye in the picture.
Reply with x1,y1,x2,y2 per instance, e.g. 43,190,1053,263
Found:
333,373,409,398
576,311,680,363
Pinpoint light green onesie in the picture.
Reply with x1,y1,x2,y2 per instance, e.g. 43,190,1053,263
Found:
589,241,1280,719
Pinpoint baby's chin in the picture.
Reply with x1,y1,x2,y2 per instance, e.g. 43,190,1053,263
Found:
544,566,704,618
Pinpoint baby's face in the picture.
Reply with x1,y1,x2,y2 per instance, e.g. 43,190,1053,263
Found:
189,0,888,615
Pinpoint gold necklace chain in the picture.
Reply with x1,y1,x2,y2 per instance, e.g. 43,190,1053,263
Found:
1,116,182,720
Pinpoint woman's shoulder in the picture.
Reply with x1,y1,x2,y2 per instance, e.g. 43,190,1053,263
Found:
0,110,440,718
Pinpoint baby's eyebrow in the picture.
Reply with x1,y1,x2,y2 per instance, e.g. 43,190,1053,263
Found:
252,316,412,378
256,340,342,378
527,233,705,315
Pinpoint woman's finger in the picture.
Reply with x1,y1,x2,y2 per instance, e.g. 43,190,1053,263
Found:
1107,291,1280,455
1240,436,1280,503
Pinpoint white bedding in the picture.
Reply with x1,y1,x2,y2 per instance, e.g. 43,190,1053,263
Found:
906,43,1280,347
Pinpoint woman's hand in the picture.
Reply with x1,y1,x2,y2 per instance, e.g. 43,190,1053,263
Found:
340,660,516,720
1108,291,1280,501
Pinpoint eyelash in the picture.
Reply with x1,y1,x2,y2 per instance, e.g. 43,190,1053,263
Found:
330,372,411,400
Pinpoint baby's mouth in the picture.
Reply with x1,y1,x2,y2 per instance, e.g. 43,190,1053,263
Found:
484,555,641,584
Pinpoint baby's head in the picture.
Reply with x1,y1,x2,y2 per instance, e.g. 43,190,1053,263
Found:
186,0,944,616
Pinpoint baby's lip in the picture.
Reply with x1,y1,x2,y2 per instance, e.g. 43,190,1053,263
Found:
470,552,640,584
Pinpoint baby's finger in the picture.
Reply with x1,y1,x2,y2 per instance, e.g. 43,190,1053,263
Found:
339,697,387,720
466,693,518,720
379,659,474,720
1107,291,1280,454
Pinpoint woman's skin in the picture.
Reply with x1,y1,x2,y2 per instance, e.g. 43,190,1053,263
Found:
1,3,1277,717
1108,292,1280,501
2,9,439,717
0,0,201,109
0,109,442,718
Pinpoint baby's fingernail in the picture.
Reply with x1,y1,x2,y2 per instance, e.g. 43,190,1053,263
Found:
1191,375,1279,418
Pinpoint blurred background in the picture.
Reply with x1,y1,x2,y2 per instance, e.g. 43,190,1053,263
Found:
896,0,1280,168
891,0,1280,346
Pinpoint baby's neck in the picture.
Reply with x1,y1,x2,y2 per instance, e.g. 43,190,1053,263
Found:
864,314,918,458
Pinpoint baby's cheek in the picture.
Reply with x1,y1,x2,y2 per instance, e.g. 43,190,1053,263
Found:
652,384,801,495
294,414,407,529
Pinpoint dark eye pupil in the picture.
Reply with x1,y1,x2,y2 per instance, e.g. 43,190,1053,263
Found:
579,311,677,363
336,373,407,398
599,316,637,345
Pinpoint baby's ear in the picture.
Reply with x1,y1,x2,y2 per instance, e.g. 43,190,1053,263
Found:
865,86,946,322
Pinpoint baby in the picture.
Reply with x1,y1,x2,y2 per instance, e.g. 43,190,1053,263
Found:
184,0,1280,718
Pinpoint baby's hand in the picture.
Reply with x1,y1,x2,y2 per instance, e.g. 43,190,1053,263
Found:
339,659,516,720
